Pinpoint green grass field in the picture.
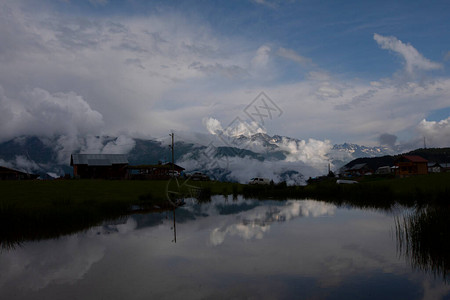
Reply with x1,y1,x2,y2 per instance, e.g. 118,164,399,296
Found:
1,179,243,207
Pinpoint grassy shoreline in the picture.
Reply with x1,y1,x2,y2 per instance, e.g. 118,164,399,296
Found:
243,173,450,208
1,174,449,247
0,179,243,247
2,173,449,213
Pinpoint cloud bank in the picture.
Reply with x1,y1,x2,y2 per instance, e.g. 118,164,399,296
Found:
0,86,104,142
0,1,449,151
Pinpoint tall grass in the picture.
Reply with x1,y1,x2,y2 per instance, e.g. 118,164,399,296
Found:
396,206,450,282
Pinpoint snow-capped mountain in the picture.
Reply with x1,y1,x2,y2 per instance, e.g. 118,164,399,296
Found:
0,133,407,184
331,142,402,157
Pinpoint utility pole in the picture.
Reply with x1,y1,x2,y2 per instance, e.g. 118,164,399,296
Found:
424,136,427,149
169,132,175,177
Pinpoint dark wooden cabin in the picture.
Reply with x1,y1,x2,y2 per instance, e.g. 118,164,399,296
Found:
70,154,129,179
0,166,38,180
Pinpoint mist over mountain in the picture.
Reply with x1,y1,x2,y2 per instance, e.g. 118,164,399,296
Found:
0,132,411,184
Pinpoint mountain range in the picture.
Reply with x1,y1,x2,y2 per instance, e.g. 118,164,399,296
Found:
0,133,411,184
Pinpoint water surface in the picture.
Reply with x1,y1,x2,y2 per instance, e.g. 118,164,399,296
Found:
1,197,449,299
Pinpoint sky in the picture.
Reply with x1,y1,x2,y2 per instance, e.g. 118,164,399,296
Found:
1,0,450,147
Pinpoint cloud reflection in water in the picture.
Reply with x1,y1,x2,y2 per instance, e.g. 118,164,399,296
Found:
210,200,336,246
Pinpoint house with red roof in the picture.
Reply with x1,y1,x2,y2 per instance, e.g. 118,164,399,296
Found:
395,155,428,177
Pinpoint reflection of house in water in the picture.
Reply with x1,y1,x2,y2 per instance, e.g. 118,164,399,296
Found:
395,155,428,177
128,162,185,180
0,166,38,180
70,154,129,179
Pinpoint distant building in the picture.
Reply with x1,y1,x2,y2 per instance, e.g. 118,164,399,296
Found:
70,154,129,179
375,166,392,175
428,162,442,173
427,162,450,173
395,155,428,177
0,166,38,180
128,162,185,180
344,163,372,177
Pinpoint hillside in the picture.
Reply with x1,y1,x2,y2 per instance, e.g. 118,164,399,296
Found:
343,147,450,172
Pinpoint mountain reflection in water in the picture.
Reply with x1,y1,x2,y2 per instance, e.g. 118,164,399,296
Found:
0,196,449,299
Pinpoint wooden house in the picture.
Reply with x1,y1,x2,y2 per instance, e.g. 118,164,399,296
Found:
395,155,428,177
0,166,38,180
344,163,372,177
70,154,129,179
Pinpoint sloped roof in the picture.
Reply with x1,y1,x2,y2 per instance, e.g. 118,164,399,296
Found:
0,166,28,175
71,154,128,166
128,162,185,171
402,155,428,163
0,166,38,179
164,162,185,171
349,163,368,170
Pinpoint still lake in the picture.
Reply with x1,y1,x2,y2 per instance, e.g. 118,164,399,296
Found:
1,197,449,299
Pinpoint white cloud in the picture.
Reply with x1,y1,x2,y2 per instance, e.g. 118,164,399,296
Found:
374,33,442,74
277,47,310,65
307,71,331,81
101,135,136,154
316,84,343,98
277,137,332,165
203,117,224,135
203,117,266,138
189,61,249,79
0,86,104,142
251,45,271,69
417,117,450,147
